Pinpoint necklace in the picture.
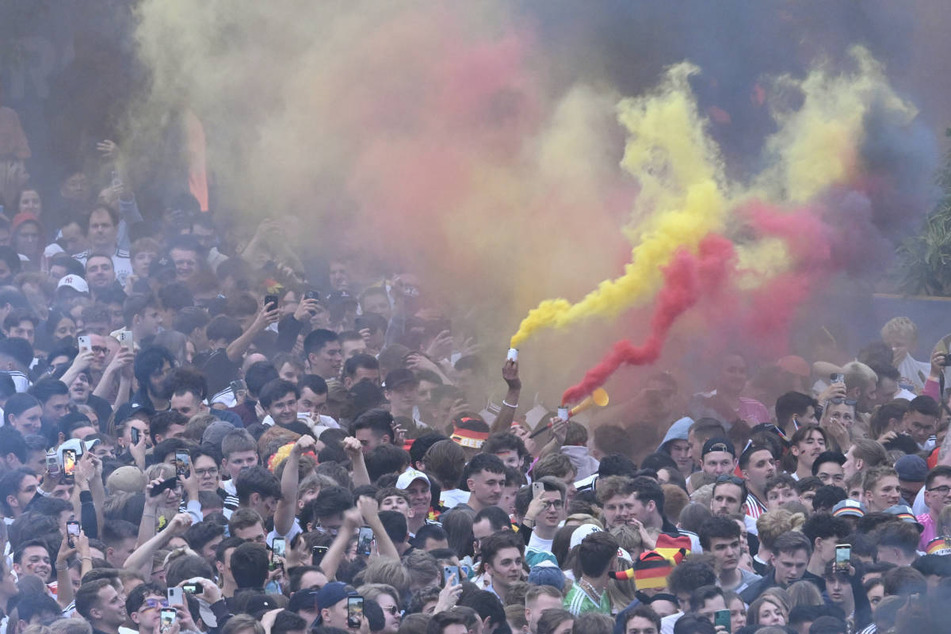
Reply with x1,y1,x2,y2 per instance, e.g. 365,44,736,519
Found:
577,578,603,602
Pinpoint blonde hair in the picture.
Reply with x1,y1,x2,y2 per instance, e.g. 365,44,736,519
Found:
756,509,805,551
363,557,412,592
881,317,917,344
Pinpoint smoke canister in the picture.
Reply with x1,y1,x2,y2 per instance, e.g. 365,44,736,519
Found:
557,406,569,420
507,348,518,362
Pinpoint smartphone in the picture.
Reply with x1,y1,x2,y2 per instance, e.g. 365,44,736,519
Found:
77,335,91,354
357,526,374,556
167,587,184,607
182,582,203,594
67,520,80,547
150,477,179,497
304,290,320,301
160,608,176,632
272,537,286,560
264,294,279,311
443,565,460,587
117,329,134,352
347,596,364,629
175,451,191,478
831,373,845,385
312,545,329,566
46,453,60,477
835,544,851,572
714,609,731,633
130,427,141,446
532,482,544,499
62,449,77,482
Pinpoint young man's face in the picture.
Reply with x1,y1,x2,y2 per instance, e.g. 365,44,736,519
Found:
710,482,744,516
485,546,523,590
299,387,328,419
224,450,259,479
526,594,563,634
766,485,797,512
815,461,845,488
774,548,809,586
925,475,951,514
602,493,636,529
494,450,521,470
666,439,693,473
467,469,504,507
15,545,51,581
194,454,220,491
536,490,566,530
380,495,412,517
866,476,901,512
742,449,775,492
702,451,736,477
170,391,205,418
355,429,387,455
107,537,137,568
309,341,343,379
234,521,267,543
707,535,741,573
904,410,938,446
406,479,432,518
793,430,825,469
267,390,299,427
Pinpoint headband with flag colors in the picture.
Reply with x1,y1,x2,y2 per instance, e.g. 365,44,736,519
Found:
926,537,951,556
450,427,489,449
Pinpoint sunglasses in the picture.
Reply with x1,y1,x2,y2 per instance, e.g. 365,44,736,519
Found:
715,475,745,487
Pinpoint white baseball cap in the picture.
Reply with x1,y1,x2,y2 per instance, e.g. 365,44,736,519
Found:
396,468,430,490
57,275,89,293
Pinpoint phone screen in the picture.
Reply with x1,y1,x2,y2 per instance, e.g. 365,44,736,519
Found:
67,521,80,547
347,596,364,629
272,537,286,560
46,454,60,476
160,609,177,632
63,450,76,478
357,527,374,556
835,545,851,571
175,451,191,478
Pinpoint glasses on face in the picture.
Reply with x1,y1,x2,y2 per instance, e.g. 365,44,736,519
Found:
381,606,400,615
542,500,564,509
928,485,951,495
195,468,218,478
91,346,108,355
141,598,169,612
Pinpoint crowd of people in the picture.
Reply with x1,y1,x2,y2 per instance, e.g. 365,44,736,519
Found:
2,80,951,634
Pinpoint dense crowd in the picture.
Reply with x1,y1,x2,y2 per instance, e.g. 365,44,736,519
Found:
1,79,951,634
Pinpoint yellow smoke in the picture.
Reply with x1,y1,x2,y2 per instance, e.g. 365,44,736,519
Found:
510,46,918,349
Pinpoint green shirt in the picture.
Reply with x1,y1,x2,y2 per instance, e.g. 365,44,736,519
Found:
563,582,611,616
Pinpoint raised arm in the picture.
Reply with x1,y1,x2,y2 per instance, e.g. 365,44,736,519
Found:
490,359,522,434
124,513,193,577
274,436,316,537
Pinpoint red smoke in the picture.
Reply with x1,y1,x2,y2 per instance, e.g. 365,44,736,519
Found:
739,202,834,351
561,234,735,405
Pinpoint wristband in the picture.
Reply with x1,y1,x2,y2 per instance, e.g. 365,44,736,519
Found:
502,400,518,409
